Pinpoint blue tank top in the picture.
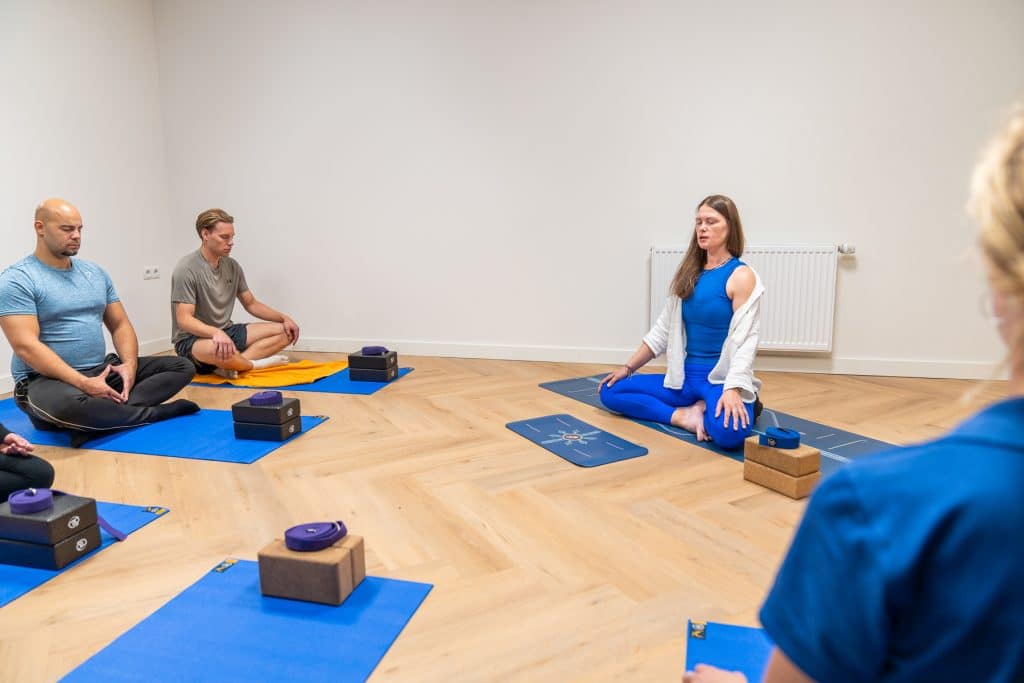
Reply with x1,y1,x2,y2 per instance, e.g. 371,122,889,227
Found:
681,257,744,364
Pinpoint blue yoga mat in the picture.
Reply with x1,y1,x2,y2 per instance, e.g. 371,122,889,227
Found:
507,414,647,467
684,620,774,681
63,559,432,682
540,375,895,476
1,502,169,608
193,367,414,394
0,399,327,464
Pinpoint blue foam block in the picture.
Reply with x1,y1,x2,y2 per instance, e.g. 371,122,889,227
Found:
193,367,414,394
684,620,774,681
63,559,432,683
507,414,647,467
540,375,895,475
0,502,169,608
0,399,327,463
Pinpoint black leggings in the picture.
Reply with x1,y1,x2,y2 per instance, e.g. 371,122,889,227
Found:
0,451,55,503
14,354,196,434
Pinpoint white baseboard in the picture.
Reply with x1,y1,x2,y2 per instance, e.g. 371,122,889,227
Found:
0,337,998,393
753,354,1005,380
138,337,173,357
292,337,1003,380
292,337,632,365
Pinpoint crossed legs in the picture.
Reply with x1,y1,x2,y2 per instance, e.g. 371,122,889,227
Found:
187,322,292,374
599,369,755,449
15,355,198,442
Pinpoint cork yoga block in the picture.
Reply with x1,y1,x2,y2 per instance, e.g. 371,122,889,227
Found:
257,534,366,606
743,460,820,500
743,436,821,477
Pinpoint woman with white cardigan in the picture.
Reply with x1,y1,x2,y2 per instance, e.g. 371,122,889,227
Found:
600,195,763,449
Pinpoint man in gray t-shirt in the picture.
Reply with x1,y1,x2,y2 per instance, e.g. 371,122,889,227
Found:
171,208,300,378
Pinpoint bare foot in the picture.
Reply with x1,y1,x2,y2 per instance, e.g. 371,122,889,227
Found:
670,401,709,441
683,664,748,682
213,367,239,379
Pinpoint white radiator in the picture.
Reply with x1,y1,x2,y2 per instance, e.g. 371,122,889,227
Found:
650,245,839,352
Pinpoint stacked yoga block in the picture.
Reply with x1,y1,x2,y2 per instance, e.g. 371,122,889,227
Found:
232,391,302,441
347,347,399,383
257,524,366,605
0,491,101,569
743,436,821,499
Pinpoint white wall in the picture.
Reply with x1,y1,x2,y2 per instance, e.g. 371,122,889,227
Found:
150,0,1024,379
6,1,1023,386
0,0,186,393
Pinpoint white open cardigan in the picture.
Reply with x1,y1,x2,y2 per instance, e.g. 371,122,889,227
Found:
642,265,764,403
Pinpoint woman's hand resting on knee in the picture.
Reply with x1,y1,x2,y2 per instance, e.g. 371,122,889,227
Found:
1,432,34,456
600,365,633,389
715,388,749,431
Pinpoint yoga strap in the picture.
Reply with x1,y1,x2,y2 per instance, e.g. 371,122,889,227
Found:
760,427,801,449
361,346,389,356
7,488,127,541
8,487,53,514
249,390,283,406
284,521,347,552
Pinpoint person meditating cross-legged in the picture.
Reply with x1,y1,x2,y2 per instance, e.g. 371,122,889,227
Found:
171,208,300,379
0,424,52,503
0,198,198,447
600,194,763,450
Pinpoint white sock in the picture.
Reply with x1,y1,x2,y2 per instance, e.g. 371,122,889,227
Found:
250,355,290,370
214,367,239,379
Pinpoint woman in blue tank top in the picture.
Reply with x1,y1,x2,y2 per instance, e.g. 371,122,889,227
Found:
599,195,763,449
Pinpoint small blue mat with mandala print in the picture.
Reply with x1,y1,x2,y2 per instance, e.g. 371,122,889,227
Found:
506,414,647,467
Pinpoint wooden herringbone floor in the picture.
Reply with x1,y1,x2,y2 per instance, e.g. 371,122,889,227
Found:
0,354,1006,682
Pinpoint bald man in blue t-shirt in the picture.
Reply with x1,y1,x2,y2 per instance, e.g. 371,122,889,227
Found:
0,198,199,447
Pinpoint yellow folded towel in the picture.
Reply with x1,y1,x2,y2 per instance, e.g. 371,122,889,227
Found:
194,359,348,387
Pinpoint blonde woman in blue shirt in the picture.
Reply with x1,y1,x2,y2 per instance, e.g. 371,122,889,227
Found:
684,109,1024,683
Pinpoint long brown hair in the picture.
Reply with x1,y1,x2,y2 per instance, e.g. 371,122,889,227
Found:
669,194,745,300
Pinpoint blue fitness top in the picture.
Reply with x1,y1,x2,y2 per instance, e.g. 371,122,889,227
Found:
681,257,744,364
0,255,119,382
759,396,1024,683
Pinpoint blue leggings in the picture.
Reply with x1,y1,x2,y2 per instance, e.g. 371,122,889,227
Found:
598,365,754,450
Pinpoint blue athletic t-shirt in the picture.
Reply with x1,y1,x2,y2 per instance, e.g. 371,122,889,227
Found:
682,258,743,364
759,396,1024,682
0,255,119,382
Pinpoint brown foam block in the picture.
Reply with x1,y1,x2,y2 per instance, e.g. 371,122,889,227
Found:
257,534,365,605
743,436,820,477
744,459,820,499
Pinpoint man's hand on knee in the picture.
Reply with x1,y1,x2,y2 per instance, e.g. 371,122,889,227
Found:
78,366,125,403
109,362,137,401
211,329,236,360
282,316,300,344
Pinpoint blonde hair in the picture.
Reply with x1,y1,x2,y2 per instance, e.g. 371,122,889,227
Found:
971,106,1024,366
195,208,234,237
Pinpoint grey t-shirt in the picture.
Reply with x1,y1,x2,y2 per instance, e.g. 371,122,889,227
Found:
170,250,249,343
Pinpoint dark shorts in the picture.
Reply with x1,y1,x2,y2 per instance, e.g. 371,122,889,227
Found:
174,323,249,374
